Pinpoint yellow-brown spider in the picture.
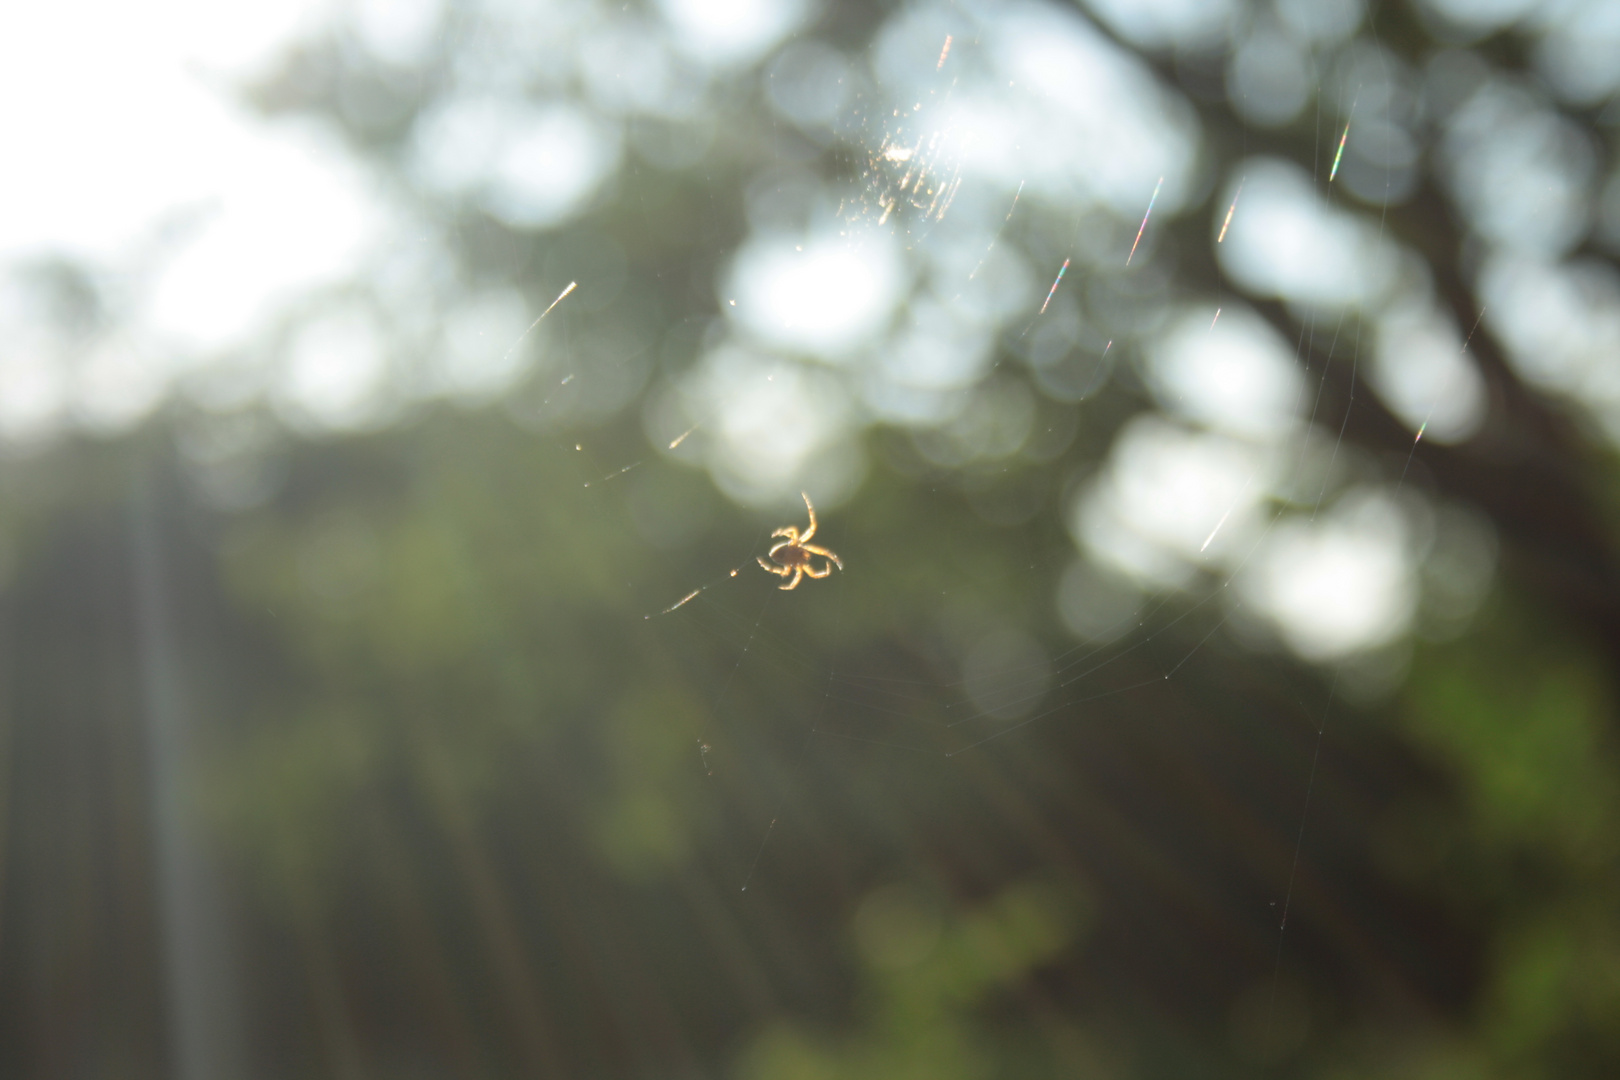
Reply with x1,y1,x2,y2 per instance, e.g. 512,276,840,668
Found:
757,492,843,590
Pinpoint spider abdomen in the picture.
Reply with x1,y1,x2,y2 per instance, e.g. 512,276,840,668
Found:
770,543,812,567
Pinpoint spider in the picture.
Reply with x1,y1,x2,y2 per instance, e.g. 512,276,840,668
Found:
757,492,843,590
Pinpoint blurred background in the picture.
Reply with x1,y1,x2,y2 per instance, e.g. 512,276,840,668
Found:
1,0,1618,1076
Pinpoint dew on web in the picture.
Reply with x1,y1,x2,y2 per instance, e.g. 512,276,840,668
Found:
581,460,640,489
1329,112,1353,183
1038,258,1070,315
1217,177,1244,243
1126,176,1164,266
500,280,577,368
836,39,968,245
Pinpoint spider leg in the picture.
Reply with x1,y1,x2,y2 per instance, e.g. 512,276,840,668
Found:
800,543,843,570
771,526,799,542
779,566,804,590
803,561,833,579
757,556,791,577
768,538,794,559
798,492,817,543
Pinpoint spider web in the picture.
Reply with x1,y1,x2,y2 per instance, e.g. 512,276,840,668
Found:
564,6,1469,1070
640,476,1338,886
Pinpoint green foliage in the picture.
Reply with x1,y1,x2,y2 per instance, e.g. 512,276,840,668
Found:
1382,600,1620,1076
739,878,1090,1080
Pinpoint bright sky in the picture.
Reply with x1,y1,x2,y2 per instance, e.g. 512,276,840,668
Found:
0,2,331,261
0,0,385,440
0,0,1537,665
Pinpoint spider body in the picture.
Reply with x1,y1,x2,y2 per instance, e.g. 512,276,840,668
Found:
757,492,843,590
767,541,816,569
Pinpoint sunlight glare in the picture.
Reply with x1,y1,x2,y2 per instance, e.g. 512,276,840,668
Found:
1073,416,1270,588
1479,254,1620,442
1420,0,1540,35
1370,304,1487,444
1148,306,1304,441
1218,160,1396,308
411,98,623,228
862,299,993,424
1228,23,1312,128
0,2,337,261
440,289,538,399
765,42,853,128
580,19,679,115
350,0,443,64
1080,0,1237,49
1532,0,1620,105
656,0,811,67
988,9,1194,213
1442,86,1594,258
0,350,68,444
697,347,857,505
74,338,169,435
728,231,903,361
145,125,384,355
1242,489,1416,660
278,305,389,431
